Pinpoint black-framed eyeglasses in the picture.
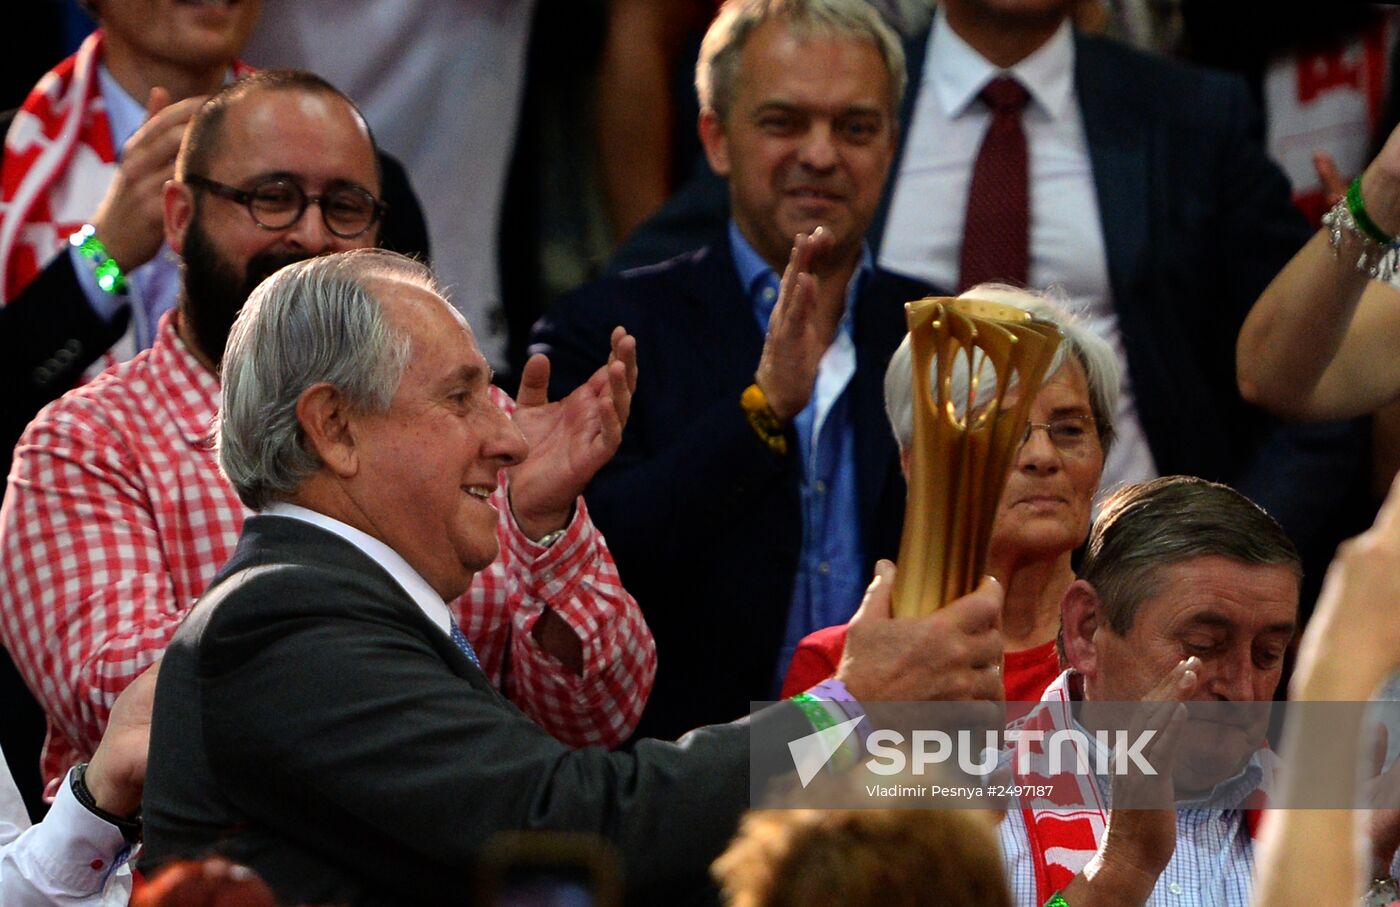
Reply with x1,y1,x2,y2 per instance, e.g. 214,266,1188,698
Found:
1019,414,1098,457
183,175,386,239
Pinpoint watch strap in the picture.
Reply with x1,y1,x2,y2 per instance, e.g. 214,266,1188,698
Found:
70,762,142,843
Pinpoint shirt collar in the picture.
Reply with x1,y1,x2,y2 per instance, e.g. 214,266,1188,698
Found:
930,6,1075,121
97,64,146,155
97,63,243,158
151,311,224,448
727,220,872,330
260,502,455,636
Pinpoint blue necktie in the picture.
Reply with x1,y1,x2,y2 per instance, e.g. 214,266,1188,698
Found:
448,618,482,668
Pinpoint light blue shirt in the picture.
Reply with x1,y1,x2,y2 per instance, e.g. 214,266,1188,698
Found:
68,66,185,350
727,222,871,695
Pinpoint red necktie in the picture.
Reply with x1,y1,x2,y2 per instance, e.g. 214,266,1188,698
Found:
958,76,1031,292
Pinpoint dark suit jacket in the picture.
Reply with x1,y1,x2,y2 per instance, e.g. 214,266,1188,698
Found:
530,235,934,740
0,103,430,491
607,28,1369,593
143,515,808,907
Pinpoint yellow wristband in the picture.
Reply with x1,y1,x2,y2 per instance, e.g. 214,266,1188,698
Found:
740,383,788,456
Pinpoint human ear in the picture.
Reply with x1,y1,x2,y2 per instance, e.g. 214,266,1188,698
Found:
295,383,358,478
698,107,733,178
163,180,195,256
1060,579,1102,677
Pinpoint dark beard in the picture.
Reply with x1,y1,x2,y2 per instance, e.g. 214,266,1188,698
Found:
180,219,313,370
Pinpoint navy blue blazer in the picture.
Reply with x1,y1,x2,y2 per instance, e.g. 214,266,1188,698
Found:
608,28,1369,593
531,235,935,740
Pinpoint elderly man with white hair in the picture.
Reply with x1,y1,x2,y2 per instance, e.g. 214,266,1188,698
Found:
142,247,1010,904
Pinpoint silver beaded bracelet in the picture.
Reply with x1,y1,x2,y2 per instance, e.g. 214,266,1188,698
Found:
1322,196,1400,281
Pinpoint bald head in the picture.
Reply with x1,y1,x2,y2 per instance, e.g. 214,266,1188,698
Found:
177,69,379,186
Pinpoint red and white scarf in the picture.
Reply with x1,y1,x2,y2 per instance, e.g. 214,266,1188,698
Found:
2,31,117,308
0,31,249,371
1008,671,1271,904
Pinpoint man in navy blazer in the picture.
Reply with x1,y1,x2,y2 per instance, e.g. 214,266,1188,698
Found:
531,0,937,740
608,0,1369,610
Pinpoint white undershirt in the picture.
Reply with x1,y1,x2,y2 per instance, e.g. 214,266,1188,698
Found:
879,10,1158,497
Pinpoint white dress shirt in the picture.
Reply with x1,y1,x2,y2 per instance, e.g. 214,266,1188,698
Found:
0,747,132,906
880,9,1158,498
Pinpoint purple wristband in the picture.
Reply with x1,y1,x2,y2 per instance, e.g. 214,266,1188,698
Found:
808,679,873,748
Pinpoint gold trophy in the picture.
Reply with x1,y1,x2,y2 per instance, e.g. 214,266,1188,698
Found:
891,297,1063,617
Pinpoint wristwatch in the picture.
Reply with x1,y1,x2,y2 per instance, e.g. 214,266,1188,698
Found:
71,762,143,843
1364,876,1400,907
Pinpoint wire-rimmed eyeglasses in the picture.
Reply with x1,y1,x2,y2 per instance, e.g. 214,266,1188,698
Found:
1019,414,1098,457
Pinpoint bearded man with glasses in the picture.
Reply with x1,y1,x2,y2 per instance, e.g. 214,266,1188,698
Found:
0,70,657,801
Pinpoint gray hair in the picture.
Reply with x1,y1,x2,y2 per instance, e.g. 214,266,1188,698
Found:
1082,476,1302,636
883,284,1122,456
696,0,907,122
217,249,433,511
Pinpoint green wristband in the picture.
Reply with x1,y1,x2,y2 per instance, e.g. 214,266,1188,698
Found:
69,224,128,295
1044,894,1070,907
791,692,838,732
789,692,857,771
1347,177,1395,245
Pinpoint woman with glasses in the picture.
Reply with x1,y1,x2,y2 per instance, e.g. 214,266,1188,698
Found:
782,284,1121,701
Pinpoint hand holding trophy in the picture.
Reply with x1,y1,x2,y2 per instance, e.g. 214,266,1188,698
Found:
892,297,1062,617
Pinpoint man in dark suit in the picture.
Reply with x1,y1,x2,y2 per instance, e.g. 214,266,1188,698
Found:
531,0,937,740
142,248,1007,905
608,0,1369,613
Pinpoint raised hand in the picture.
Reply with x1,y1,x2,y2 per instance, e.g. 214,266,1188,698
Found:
93,88,207,272
753,227,843,423
1061,657,1197,907
508,326,637,540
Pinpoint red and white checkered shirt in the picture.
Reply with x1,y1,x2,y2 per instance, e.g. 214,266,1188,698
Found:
0,314,656,793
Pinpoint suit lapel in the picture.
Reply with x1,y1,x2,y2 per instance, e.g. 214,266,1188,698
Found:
1076,32,1151,309
851,273,909,542
683,234,768,390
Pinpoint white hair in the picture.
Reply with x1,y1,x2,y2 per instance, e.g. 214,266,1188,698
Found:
217,249,435,510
